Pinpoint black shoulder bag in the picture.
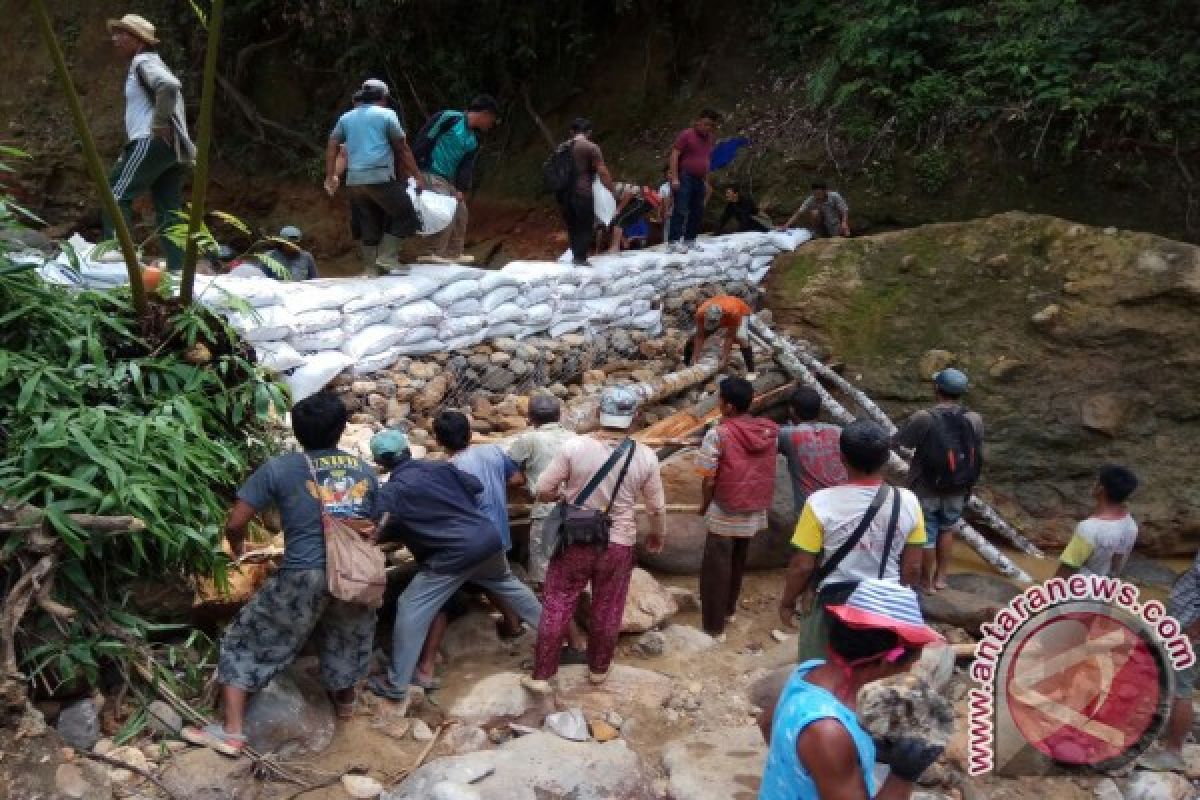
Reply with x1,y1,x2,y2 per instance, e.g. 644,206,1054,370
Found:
812,483,901,606
542,438,636,558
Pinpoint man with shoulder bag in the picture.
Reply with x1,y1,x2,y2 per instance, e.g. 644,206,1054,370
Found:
523,387,666,693
779,419,926,663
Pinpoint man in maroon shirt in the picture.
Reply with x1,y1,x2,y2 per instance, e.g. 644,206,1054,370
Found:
667,109,720,253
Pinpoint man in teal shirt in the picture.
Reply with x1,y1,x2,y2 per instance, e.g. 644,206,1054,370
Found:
414,95,500,263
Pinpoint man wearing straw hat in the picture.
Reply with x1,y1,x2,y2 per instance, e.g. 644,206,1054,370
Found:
105,13,195,272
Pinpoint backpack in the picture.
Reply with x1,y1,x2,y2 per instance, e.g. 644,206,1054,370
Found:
411,111,460,171
914,408,983,493
541,140,575,195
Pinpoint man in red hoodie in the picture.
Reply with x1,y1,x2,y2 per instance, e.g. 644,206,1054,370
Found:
696,377,779,638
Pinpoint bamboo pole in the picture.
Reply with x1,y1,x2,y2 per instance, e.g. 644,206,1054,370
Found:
772,331,1043,558
179,0,225,303
30,0,147,317
750,320,1035,584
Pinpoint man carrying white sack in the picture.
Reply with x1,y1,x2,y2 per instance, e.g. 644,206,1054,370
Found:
324,78,424,276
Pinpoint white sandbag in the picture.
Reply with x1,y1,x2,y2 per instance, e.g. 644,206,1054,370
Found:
342,324,406,359
345,274,442,311
278,280,360,314
525,304,554,325
549,318,589,338
481,286,520,312
525,285,554,305
292,308,343,335
224,305,293,342
284,351,353,401
579,284,604,300
630,298,654,315
751,256,772,271
406,178,458,235
442,332,486,351
557,248,573,265
195,275,284,309
593,177,616,225
408,264,481,284
342,304,393,334
632,283,658,300
737,253,752,268
480,271,519,292
398,325,440,345
439,314,485,339
352,346,404,376
629,309,663,332
445,296,483,316
487,303,527,325
767,228,812,251
501,260,583,286
583,297,628,322
389,299,444,329
431,279,480,307
396,339,446,356
485,322,525,338
254,340,305,373
748,265,771,284
290,326,348,352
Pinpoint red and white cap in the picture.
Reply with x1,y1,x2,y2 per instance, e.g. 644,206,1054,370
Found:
826,578,944,647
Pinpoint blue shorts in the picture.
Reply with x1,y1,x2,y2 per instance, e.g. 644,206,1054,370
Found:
919,495,966,550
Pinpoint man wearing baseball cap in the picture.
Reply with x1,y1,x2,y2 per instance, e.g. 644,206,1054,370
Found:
892,367,985,593
256,225,318,281
759,579,945,800
683,294,757,379
324,78,425,275
105,13,195,273
523,386,666,693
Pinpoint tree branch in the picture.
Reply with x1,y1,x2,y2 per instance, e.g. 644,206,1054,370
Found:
521,84,557,150
216,75,321,155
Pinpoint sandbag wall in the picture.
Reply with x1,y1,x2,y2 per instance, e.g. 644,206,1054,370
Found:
36,230,811,400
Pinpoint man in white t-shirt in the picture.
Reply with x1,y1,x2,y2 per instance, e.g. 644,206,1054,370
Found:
1056,465,1139,578
778,419,925,661
105,14,196,272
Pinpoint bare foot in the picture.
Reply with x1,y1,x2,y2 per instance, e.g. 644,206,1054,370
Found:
934,577,949,591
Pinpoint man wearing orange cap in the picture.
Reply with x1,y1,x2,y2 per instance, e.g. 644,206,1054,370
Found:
105,14,195,272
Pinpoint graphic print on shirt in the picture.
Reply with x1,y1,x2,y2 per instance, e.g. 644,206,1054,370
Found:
306,454,373,517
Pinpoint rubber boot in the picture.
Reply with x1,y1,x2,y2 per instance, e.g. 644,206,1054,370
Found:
376,233,405,274
358,245,380,277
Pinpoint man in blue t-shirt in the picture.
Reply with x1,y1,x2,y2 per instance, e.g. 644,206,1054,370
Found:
324,78,425,275
415,94,500,264
182,392,379,756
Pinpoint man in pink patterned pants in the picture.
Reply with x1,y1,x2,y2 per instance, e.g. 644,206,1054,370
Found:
522,387,667,692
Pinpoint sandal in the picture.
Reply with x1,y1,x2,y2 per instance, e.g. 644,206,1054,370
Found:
412,672,442,691
367,675,409,702
181,724,247,757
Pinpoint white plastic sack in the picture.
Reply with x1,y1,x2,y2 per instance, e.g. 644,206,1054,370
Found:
345,275,441,311
501,260,583,286
525,285,554,305
485,322,524,338
549,318,589,338
389,299,444,329
397,339,447,356
352,346,404,376
342,325,406,359
525,304,554,325
342,305,393,334
629,309,663,333
398,325,440,345
439,314,485,339
445,296,483,316
408,264,480,284
284,351,353,401
407,178,458,235
290,326,348,352
224,306,294,342
195,275,284,309
480,272,519,292
579,284,604,300
442,332,486,351
254,340,305,373
487,303,527,325
279,281,359,314
593,177,616,225
431,279,480,307
481,286,520,312
292,308,343,335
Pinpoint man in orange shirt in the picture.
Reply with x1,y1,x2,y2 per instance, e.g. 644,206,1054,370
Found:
683,295,756,378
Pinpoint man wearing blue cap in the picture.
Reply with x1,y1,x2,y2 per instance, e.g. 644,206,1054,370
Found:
892,367,984,593
367,428,542,707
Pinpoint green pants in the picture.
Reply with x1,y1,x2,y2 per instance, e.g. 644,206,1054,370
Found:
796,600,832,662
104,137,186,272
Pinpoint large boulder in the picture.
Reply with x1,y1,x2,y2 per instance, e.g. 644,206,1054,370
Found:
662,726,767,800
615,568,677,633
920,587,1001,636
241,664,335,756
56,697,101,751
448,672,537,726
382,731,653,800
160,748,255,799
636,450,796,574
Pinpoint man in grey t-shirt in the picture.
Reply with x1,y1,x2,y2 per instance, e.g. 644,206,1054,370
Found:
183,392,379,756
782,180,850,237
257,225,318,281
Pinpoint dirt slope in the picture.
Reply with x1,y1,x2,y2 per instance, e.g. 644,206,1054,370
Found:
766,213,1200,554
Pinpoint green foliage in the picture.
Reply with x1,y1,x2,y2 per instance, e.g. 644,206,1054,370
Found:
0,163,286,689
913,149,954,195
767,0,1200,157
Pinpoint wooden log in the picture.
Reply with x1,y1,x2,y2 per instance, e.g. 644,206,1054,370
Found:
560,360,721,433
749,320,1035,583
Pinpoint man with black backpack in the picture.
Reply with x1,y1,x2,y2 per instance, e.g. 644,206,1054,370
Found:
411,95,500,264
892,368,984,594
779,419,925,663
544,118,614,266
